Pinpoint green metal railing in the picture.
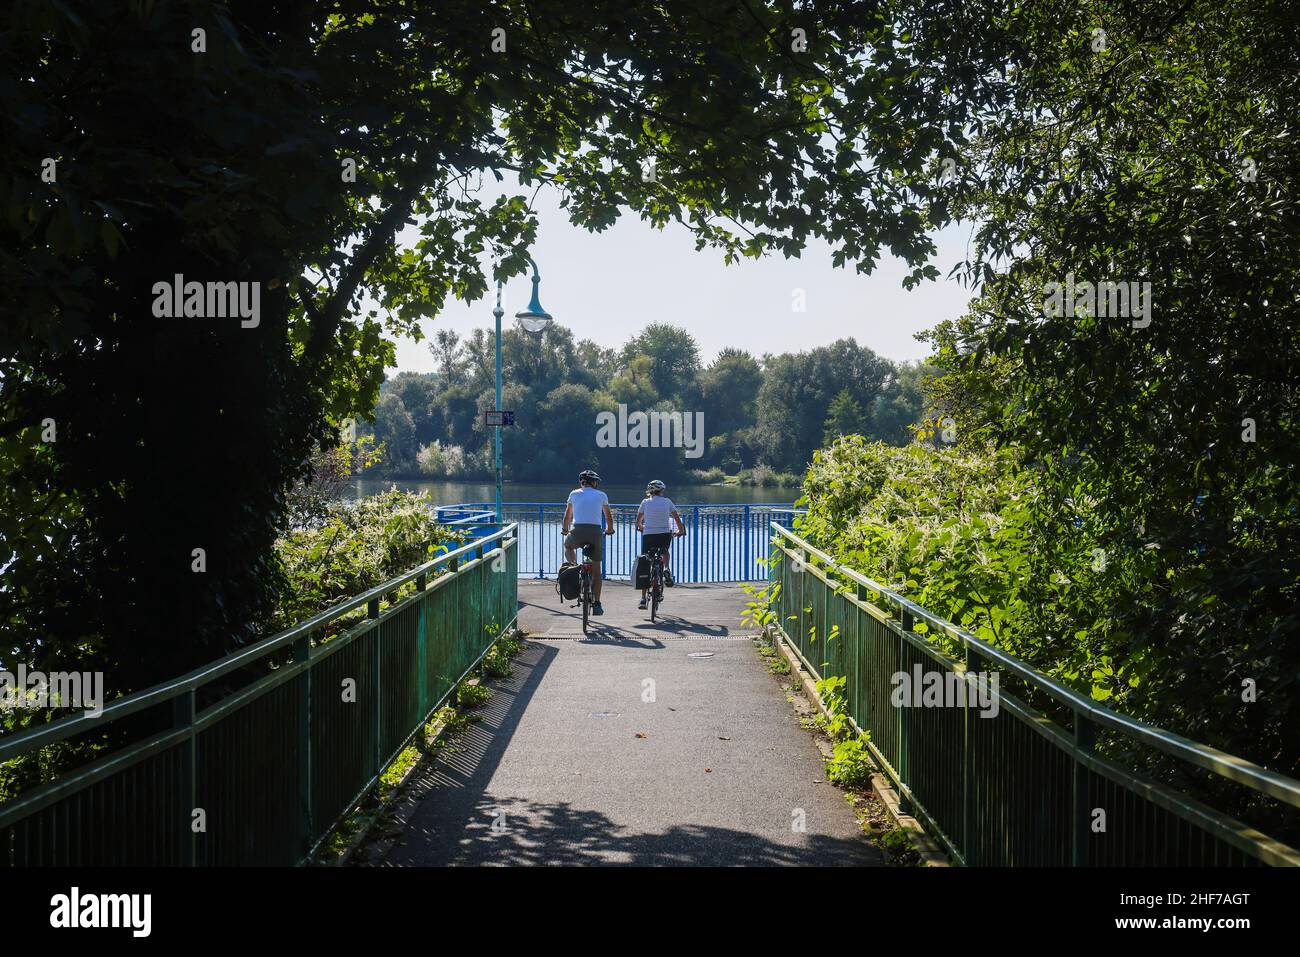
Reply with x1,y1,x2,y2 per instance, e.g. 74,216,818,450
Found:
0,525,519,866
769,524,1300,866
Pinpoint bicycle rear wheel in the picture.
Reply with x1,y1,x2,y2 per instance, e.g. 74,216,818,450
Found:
581,574,590,633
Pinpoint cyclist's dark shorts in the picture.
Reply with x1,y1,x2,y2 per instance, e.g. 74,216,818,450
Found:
565,523,604,561
642,532,673,556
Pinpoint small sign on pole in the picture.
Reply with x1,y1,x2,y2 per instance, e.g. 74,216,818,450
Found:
485,410,515,427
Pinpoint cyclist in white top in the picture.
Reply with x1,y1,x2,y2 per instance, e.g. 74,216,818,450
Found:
636,479,685,609
561,469,615,615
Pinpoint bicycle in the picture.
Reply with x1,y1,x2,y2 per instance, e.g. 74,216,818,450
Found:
645,544,666,622
579,542,596,634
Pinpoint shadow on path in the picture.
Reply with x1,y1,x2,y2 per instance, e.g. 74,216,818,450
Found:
376,638,557,866
394,795,870,866
378,636,878,867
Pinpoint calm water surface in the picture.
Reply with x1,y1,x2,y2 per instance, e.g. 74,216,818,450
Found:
351,478,799,507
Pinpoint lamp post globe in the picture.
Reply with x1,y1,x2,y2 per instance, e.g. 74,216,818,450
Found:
515,267,553,333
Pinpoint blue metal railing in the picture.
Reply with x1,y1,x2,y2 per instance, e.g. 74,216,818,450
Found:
434,508,499,550
436,502,800,582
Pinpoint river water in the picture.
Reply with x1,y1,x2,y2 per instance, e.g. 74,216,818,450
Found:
351,478,800,507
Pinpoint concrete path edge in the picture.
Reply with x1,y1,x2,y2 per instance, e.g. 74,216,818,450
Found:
765,625,950,867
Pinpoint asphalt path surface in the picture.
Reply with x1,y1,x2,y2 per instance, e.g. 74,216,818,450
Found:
379,580,881,866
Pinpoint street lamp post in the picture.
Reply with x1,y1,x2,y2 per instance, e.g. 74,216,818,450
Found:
492,255,553,524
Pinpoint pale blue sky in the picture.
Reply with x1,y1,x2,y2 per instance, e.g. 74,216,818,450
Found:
385,175,977,372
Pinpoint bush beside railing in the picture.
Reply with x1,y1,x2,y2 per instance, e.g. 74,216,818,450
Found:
0,527,519,866
765,524,1300,867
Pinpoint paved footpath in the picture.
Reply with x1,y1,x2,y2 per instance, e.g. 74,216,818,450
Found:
379,580,881,866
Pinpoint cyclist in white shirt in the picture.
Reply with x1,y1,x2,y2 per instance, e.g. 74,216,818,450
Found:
635,479,685,609
561,469,615,615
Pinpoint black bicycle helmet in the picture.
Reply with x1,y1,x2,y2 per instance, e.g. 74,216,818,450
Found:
579,469,600,485
646,479,667,492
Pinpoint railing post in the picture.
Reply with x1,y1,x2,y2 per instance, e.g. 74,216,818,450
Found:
173,689,197,866
537,504,544,578
796,540,806,657
477,543,486,650
294,633,312,859
692,506,700,583
743,505,751,580
368,597,381,778
855,581,870,727
725,508,731,581
416,572,428,721
897,608,913,815
963,644,983,866
1072,712,1097,867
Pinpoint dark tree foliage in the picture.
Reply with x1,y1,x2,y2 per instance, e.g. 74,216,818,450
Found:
924,1,1300,773
620,323,702,401
2,0,971,695
755,338,894,470
698,349,763,437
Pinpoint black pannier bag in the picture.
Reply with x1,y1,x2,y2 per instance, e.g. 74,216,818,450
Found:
557,562,582,601
633,553,652,590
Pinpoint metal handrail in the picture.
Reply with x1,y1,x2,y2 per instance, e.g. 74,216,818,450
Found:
0,525,519,763
770,523,1300,810
435,508,496,525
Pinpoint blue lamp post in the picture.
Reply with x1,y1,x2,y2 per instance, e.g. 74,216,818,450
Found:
492,255,553,523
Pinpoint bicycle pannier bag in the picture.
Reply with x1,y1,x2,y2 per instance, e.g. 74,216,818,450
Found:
633,553,652,590
557,562,582,601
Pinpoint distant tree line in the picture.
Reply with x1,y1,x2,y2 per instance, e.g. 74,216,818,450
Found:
360,322,932,482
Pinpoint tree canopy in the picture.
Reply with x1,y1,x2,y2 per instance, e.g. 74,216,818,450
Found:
360,323,924,482
2,0,975,693
922,0,1300,772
